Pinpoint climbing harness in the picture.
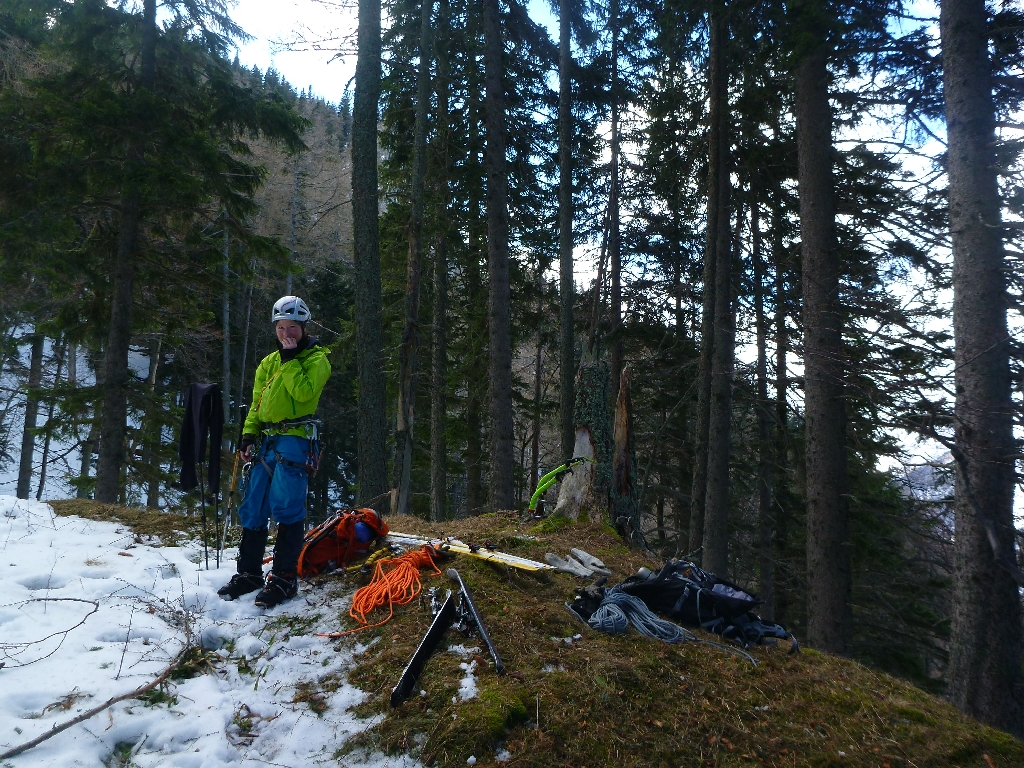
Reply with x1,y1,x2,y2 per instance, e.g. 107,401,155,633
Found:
257,418,323,478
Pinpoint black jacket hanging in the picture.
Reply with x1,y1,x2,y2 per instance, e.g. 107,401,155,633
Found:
178,382,225,495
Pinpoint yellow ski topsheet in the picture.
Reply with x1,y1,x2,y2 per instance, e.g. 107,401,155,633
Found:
386,532,553,572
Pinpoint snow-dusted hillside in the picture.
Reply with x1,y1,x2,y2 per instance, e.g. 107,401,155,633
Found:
0,497,418,767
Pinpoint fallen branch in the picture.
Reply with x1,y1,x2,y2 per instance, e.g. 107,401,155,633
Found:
0,643,191,761
0,598,99,667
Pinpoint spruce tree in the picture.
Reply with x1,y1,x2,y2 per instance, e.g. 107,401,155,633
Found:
941,0,1024,736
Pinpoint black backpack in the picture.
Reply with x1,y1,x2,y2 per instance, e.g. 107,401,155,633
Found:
609,560,797,651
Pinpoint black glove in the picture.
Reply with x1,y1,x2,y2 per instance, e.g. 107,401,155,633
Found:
240,434,257,452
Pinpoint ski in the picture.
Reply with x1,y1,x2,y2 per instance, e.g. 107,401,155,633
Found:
391,589,458,707
447,568,505,675
386,532,553,572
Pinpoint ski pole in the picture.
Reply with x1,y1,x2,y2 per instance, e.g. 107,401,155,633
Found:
199,471,209,570
224,404,249,537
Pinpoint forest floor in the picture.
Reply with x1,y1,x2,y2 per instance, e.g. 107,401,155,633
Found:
2,498,1021,768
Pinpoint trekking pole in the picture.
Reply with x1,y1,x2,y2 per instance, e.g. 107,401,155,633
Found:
214,487,221,569
527,457,591,516
199,470,209,570
223,405,249,548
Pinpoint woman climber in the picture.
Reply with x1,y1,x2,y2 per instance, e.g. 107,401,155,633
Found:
218,295,332,608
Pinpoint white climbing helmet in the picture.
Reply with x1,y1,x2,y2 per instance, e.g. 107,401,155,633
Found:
272,295,311,324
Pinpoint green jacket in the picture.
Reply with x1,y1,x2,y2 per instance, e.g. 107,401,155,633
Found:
243,341,331,440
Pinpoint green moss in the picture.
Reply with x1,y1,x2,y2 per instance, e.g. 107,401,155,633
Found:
461,684,528,741
893,705,936,725
530,515,574,534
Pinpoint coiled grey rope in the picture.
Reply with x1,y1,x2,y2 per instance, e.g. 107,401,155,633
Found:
587,588,760,664
588,589,696,644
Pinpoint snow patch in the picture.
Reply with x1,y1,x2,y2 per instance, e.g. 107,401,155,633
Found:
0,496,422,767
457,660,478,701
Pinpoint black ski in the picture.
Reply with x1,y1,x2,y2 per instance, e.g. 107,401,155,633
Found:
390,589,457,707
447,568,505,675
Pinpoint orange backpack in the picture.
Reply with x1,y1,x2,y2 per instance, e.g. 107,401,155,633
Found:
297,508,389,578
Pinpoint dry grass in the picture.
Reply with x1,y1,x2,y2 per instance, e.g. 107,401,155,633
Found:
52,502,1024,767
49,499,237,548
334,512,1023,768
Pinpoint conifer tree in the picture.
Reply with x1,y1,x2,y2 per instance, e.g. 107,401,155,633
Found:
941,0,1024,736
558,0,576,463
483,0,514,510
353,0,388,507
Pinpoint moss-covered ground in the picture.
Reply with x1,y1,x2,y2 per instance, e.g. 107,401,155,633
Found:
50,498,241,548
52,502,1024,767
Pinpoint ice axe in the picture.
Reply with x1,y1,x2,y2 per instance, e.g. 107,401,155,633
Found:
527,457,592,517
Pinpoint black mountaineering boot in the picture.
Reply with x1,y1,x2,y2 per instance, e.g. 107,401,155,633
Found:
253,572,298,609
218,527,269,600
254,521,305,608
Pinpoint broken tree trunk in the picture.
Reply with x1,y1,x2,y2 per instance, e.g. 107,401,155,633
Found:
611,366,640,544
555,358,612,520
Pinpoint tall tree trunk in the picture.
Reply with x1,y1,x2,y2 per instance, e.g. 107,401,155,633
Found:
796,45,850,654
78,420,98,499
772,189,790,626
288,156,301,295
608,0,623,403
465,380,484,515
689,7,724,556
17,333,44,500
95,195,139,504
465,250,485,515
531,269,544,499
700,6,733,577
942,0,1024,735
67,343,77,386
753,200,775,619
94,0,156,504
77,345,97,499
430,0,452,523
140,338,162,509
393,0,434,517
36,339,65,501
483,0,514,510
558,0,575,462
611,366,639,542
430,226,449,522
530,340,542,491
353,0,388,507
222,224,231,423
238,260,255,411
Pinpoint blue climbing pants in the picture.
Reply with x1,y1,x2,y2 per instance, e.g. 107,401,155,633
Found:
237,434,309,529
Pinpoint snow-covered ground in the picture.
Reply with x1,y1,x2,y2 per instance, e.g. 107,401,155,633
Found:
0,497,421,767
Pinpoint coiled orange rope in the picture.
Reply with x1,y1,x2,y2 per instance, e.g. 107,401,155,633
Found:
321,546,441,637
